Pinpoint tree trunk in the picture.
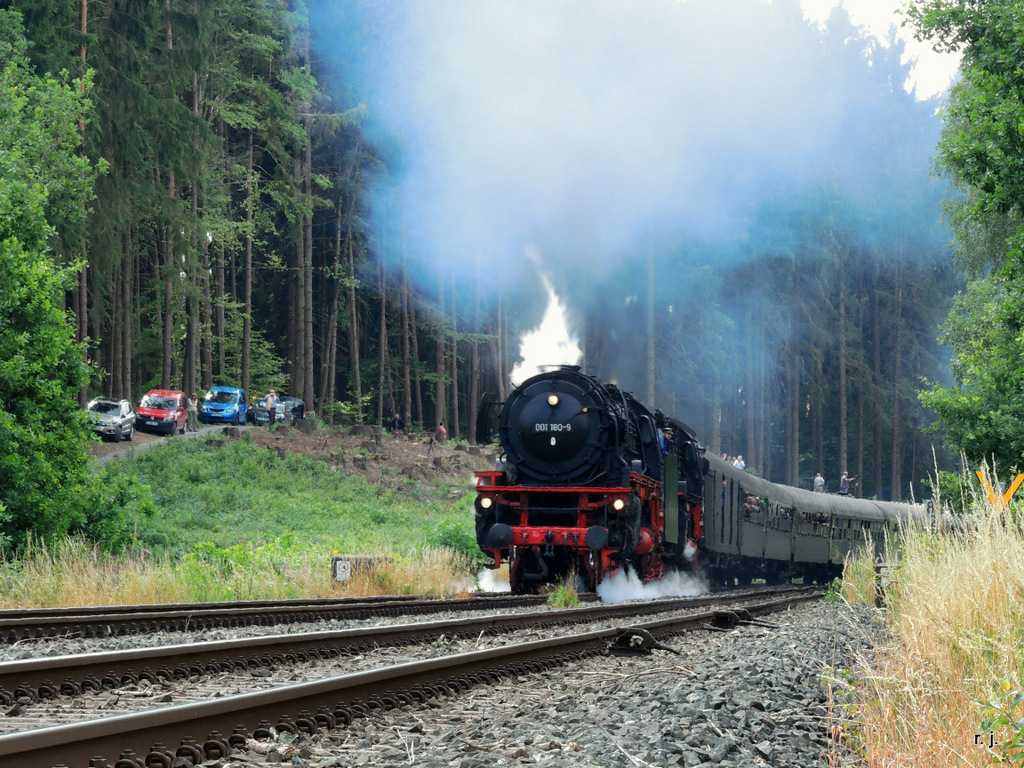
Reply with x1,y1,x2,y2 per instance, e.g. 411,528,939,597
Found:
646,252,656,408
756,339,767,479
376,252,387,427
242,131,253,394
291,152,305,399
813,355,823,476
495,291,506,400
216,244,225,378
710,385,722,455
186,269,197,397
347,228,363,423
434,277,447,431
410,287,422,428
890,263,903,502
110,251,122,397
186,175,199,398
401,250,412,427
123,229,134,399
838,276,848,478
785,346,800,488
449,274,459,440
319,196,345,421
76,0,88,408
324,265,341,426
744,351,755,473
872,287,883,499
302,117,315,412
469,265,480,445
200,239,213,390
161,171,175,390
856,387,864,499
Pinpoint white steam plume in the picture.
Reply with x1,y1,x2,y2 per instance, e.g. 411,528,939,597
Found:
597,569,708,603
475,567,511,593
510,251,582,386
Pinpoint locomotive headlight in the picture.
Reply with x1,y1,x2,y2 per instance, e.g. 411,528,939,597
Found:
612,498,625,511
547,394,560,407
480,496,493,509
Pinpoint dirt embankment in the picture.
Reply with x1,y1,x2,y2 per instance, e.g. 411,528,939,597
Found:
247,423,495,494
92,421,496,495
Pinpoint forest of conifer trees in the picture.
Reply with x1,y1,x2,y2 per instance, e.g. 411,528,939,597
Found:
2,0,972,509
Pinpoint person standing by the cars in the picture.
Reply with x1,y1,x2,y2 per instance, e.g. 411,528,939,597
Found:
265,389,278,427
187,393,199,432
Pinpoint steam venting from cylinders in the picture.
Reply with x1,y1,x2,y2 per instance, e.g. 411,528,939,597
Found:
597,569,708,603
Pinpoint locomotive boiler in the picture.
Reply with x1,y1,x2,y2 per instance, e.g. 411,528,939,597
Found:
474,366,706,593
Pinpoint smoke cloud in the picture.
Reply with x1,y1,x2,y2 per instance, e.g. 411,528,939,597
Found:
510,249,582,385
310,0,952,426
313,0,944,273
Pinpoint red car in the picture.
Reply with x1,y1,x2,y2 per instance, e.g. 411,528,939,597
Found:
136,389,188,435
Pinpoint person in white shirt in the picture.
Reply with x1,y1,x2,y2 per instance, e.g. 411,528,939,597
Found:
265,389,278,427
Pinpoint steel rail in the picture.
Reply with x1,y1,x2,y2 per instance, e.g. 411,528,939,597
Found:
0,586,818,702
0,588,823,768
0,593,567,644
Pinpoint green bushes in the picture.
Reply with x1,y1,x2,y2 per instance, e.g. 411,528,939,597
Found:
99,436,467,558
426,518,489,570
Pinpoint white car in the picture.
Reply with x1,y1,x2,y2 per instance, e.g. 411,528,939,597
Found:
86,398,136,442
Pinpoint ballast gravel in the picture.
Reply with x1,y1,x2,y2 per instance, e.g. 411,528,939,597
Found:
213,600,879,768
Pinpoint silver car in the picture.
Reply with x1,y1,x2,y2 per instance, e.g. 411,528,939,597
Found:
86,398,136,442
252,397,294,426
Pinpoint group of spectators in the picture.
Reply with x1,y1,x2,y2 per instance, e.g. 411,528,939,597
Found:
743,493,762,518
388,414,447,445
812,471,856,495
721,454,745,470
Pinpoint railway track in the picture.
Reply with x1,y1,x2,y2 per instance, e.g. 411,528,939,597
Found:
0,592,572,644
0,586,822,768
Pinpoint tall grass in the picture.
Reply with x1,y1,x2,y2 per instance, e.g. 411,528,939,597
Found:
0,537,479,607
841,478,1024,766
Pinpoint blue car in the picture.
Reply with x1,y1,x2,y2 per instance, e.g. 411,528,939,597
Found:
199,386,248,425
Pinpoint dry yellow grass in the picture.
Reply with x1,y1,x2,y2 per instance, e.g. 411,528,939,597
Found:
841,477,1024,767
0,537,478,607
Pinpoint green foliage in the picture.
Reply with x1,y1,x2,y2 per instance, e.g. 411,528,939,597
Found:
425,518,489,570
322,394,374,426
0,9,137,552
74,471,156,552
924,469,977,516
103,436,456,556
906,2,1024,221
219,303,287,394
918,275,1024,471
0,9,102,250
547,581,580,609
823,577,844,603
978,678,1024,764
176,535,316,600
907,1,1024,470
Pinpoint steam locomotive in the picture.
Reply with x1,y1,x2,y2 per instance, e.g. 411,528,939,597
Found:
474,366,927,593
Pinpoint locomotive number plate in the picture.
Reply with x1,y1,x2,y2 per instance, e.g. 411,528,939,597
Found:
534,423,572,432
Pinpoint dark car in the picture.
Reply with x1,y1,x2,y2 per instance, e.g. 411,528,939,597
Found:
136,389,188,435
252,396,305,426
86,397,136,442
281,396,305,421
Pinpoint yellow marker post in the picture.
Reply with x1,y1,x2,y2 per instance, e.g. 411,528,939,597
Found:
976,472,1024,509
